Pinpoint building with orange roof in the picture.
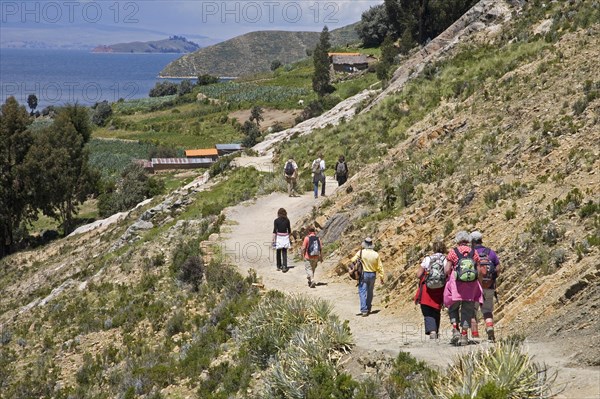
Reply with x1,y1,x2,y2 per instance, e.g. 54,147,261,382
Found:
185,148,219,160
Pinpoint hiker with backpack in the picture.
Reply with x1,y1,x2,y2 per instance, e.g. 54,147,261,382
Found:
272,208,292,272
311,153,326,198
444,231,484,346
334,155,348,186
350,237,384,316
301,226,323,288
414,240,447,340
470,230,501,342
283,157,299,197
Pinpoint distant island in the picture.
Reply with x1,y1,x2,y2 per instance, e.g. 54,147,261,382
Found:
92,36,201,54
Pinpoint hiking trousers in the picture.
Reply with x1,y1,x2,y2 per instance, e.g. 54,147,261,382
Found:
286,176,297,196
421,304,441,335
448,301,475,329
481,288,495,319
304,259,318,282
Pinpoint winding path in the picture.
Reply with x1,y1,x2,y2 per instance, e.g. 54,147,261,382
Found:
218,156,600,399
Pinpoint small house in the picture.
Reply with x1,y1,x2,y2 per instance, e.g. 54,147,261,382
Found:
185,148,219,161
215,144,243,156
328,52,370,73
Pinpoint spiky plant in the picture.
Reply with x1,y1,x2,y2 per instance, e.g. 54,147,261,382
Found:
425,341,558,399
237,294,355,398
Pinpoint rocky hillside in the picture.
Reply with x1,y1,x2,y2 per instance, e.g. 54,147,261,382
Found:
285,0,600,366
0,0,598,397
160,26,359,77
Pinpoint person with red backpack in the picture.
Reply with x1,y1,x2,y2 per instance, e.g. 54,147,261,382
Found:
470,230,501,342
444,231,484,346
301,226,323,288
414,240,447,340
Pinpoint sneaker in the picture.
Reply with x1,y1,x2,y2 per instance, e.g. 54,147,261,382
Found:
450,329,460,345
486,327,495,342
361,311,369,317
430,332,437,340
282,266,289,273
310,281,316,288
459,334,468,346
307,279,312,287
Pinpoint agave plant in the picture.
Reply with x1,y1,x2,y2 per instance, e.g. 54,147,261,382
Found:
425,341,558,399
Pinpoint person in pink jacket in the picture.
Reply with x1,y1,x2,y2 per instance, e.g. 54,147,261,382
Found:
444,231,484,346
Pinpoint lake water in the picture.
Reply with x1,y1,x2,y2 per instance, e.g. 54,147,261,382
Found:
0,49,184,110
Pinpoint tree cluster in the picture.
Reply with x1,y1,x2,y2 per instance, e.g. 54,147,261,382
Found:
0,97,99,257
97,163,164,218
356,0,478,47
312,26,334,98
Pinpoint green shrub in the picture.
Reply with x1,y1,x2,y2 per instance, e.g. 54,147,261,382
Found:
386,352,436,398
428,341,556,398
166,311,186,337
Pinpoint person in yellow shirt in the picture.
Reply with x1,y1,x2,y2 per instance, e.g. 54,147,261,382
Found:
350,237,384,316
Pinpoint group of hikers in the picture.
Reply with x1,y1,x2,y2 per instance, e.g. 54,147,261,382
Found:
275,155,500,345
414,231,500,345
283,154,348,198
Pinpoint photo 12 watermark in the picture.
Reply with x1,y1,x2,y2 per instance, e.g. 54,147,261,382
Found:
1,1,139,24
198,1,339,24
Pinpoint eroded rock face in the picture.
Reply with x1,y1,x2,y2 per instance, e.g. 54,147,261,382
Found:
318,213,352,246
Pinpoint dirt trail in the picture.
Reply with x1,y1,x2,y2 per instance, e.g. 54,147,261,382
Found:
219,158,600,399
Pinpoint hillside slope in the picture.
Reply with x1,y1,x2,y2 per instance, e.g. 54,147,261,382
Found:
160,26,359,77
1,0,598,397
285,0,600,366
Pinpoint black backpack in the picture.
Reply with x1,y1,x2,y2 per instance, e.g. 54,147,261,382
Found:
285,161,295,176
307,235,321,256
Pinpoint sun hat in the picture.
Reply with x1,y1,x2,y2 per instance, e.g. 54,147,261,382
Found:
362,237,374,248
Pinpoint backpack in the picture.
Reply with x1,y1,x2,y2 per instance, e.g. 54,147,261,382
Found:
348,250,364,281
284,161,295,177
312,159,321,174
454,248,478,282
425,254,446,289
336,162,347,177
478,247,496,288
307,235,321,257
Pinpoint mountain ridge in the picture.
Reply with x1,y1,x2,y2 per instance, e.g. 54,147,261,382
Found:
159,25,359,78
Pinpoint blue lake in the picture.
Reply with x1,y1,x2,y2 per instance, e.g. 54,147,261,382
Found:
0,49,185,109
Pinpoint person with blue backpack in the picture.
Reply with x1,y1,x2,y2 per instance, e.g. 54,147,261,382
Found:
470,230,501,342
301,226,323,288
444,231,484,346
414,240,447,340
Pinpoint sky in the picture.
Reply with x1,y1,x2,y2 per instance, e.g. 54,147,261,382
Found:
1,0,382,47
